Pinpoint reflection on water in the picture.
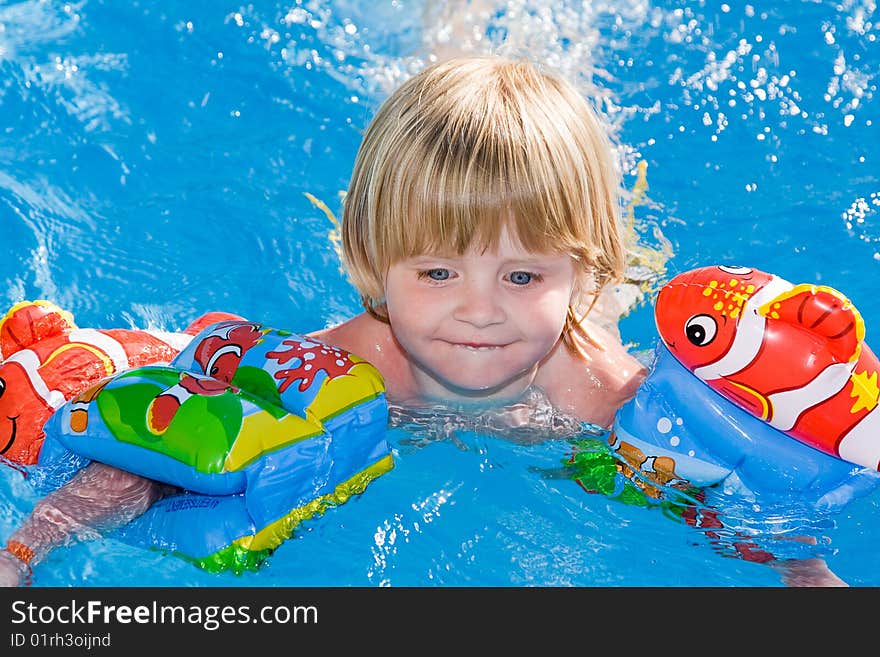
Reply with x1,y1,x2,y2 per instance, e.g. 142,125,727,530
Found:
389,386,596,448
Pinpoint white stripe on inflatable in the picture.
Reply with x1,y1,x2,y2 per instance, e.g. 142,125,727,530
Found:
205,344,240,377
68,329,129,372
6,350,66,409
203,324,239,340
156,383,192,405
694,275,794,381
838,405,880,470
767,361,855,431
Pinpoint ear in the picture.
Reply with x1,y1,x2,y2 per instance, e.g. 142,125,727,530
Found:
570,266,596,307
0,300,76,360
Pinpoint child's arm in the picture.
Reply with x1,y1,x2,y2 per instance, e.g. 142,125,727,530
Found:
0,462,167,587
682,499,849,587
771,558,848,586
730,535,847,586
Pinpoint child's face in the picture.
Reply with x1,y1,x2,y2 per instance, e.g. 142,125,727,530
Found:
384,224,576,402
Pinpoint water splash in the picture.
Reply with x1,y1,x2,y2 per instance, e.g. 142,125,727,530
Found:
389,385,604,448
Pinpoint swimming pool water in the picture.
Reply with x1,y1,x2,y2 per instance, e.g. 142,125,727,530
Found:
1,0,878,586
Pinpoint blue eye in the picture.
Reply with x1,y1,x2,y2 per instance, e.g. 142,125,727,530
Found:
509,271,533,285
425,268,450,281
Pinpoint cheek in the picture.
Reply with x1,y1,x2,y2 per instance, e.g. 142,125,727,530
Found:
384,280,435,334
386,302,422,334
528,289,572,332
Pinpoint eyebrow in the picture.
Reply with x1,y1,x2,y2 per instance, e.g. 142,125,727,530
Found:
403,254,571,270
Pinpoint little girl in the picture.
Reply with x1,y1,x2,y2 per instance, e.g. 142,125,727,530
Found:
0,55,723,587
1,55,644,586
311,55,645,427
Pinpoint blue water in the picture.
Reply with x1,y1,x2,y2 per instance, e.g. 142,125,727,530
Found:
1,0,878,586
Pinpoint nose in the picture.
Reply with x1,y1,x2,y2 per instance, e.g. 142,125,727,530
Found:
452,280,506,328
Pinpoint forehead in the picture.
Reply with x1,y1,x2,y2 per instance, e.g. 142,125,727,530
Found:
432,222,569,260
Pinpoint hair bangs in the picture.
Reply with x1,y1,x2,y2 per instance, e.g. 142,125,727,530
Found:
342,55,627,320
385,96,603,263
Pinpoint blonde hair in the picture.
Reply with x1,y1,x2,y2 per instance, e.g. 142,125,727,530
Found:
342,55,625,355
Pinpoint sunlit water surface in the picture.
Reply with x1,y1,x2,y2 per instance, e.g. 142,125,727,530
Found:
1,0,878,586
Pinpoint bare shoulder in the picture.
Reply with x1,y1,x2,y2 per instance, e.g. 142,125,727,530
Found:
308,313,386,358
307,313,417,399
536,319,647,428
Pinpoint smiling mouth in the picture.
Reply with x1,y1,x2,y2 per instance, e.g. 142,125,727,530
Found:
448,341,506,351
0,416,18,455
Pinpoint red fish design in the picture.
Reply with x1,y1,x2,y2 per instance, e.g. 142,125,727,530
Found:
0,300,242,465
146,322,265,433
654,265,880,470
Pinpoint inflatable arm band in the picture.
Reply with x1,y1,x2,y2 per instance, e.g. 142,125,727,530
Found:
611,265,880,508
0,299,242,466
40,321,393,573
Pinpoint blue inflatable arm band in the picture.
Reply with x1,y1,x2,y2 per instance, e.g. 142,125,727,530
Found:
611,342,880,508
40,321,394,573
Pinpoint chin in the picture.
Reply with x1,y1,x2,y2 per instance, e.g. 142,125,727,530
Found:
432,368,531,399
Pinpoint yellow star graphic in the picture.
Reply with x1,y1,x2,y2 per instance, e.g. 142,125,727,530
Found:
850,369,880,414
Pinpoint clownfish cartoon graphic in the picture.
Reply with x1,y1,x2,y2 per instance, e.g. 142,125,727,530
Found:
654,264,880,470
146,321,265,433
68,378,112,433
0,300,242,465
